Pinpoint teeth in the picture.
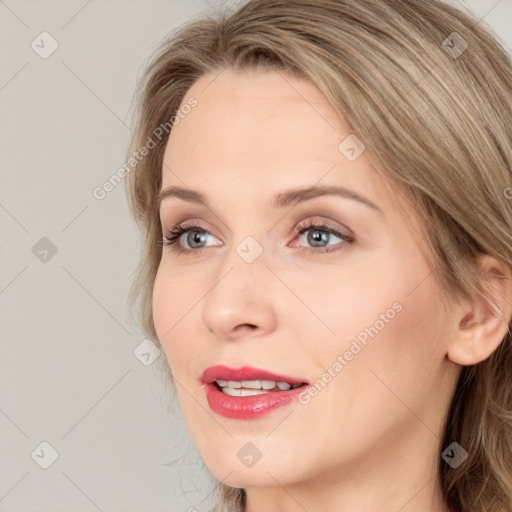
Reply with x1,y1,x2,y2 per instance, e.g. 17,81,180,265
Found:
215,379,302,392
222,388,268,397
241,380,262,389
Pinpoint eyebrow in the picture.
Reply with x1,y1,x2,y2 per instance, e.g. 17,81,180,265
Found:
158,184,384,215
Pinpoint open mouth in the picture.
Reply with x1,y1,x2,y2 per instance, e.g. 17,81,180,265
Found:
201,365,310,419
213,379,307,396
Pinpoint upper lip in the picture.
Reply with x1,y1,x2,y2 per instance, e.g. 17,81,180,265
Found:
201,365,309,385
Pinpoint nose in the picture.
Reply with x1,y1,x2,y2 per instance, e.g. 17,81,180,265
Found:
201,247,278,342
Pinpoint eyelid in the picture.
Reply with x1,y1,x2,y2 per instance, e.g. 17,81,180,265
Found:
161,217,353,256
164,221,221,249
291,219,353,253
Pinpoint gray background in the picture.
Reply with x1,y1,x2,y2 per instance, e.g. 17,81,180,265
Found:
1,1,510,511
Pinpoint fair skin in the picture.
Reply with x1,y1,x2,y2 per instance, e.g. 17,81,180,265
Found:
152,68,512,512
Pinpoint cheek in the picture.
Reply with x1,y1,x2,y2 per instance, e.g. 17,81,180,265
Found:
286,254,407,361
306,246,445,395
152,266,199,373
293,279,446,466
152,269,172,341
325,269,446,426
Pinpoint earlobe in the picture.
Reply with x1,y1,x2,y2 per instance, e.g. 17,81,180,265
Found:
447,255,512,367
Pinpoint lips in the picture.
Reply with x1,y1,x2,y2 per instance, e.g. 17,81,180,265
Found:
201,365,308,386
200,365,310,420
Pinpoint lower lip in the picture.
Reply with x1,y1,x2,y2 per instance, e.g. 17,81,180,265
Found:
203,383,308,419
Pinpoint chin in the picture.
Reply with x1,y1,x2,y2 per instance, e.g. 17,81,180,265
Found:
214,470,282,488
204,454,304,488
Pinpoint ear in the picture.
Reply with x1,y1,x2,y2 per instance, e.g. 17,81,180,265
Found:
447,254,512,366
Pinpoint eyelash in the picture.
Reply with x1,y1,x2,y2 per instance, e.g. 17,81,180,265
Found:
160,220,354,256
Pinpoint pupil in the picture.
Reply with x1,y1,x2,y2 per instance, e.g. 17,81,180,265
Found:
188,231,205,247
309,230,328,247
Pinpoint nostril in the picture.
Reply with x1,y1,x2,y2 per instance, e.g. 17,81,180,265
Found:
237,324,258,332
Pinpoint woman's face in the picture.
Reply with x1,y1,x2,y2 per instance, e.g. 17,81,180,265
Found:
153,68,459,491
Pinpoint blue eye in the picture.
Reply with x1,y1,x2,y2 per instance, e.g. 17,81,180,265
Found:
162,222,218,253
161,220,353,255
294,220,353,254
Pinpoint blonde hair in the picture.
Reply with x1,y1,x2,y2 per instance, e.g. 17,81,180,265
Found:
125,1,512,511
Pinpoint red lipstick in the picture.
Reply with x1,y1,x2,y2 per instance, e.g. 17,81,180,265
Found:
201,365,309,420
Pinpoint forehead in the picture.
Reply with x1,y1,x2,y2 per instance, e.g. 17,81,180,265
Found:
183,68,341,121
161,69,422,231
163,69,363,187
